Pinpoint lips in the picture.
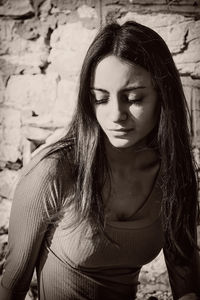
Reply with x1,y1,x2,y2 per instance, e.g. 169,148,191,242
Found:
109,128,133,132
107,128,134,137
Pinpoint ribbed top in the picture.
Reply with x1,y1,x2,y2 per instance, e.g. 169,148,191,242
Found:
1,146,199,300
1,146,163,296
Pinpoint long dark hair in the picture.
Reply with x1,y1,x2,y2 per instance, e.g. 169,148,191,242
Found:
46,21,199,259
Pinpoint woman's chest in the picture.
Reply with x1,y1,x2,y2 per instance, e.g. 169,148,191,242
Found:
103,163,160,221
47,214,164,269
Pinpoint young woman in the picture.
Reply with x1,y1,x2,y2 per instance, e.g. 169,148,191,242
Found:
0,21,200,300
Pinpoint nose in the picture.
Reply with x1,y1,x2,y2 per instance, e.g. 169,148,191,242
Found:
109,95,128,122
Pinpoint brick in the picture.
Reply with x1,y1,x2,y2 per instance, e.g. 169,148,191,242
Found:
0,19,49,70
16,19,41,40
187,20,200,43
187,38,200,63
0,58,17,85
39,0,52,20
0,107,21,162
138,250,170,298
103,0,166,4
4,36,49,69
104,0,200,14
51,0,95,11
0,0,34,17
52,79,77,127
174,39,200,67
183,84,192,111
21,126,53,144
0,74,5,104
5,73,59,114
192,87,200,144
118,12,191,52
0,170,18,200
77,4,98,19
0,20,16,55
21,113,53,128
48,22,97,80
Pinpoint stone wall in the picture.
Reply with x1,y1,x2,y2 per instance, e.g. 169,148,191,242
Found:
0,1,200,299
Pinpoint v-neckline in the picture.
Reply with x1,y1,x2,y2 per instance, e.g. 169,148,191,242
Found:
106,164,162,229
126,163,161,219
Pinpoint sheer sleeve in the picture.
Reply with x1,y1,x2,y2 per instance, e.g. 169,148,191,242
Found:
163,233,200,300
0,151,70,300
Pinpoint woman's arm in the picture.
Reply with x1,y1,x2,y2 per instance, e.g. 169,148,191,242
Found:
0,284,28,300
178,293,200,300
163,239,200,300
0,154,65,300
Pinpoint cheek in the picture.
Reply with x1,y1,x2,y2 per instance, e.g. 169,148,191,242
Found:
95,107,108,127
129,104,158,126
129,106,144,120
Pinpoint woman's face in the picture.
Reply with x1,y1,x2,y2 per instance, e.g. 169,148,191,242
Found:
91,55,159,149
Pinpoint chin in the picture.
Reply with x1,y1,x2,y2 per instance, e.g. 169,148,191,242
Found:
108,137,137,149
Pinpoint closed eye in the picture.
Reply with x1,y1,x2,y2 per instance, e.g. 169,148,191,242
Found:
128,98,143,105
125,93,143,105
94,98,109,104
90,90,109,104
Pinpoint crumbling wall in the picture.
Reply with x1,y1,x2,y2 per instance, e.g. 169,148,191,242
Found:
0,1,200,299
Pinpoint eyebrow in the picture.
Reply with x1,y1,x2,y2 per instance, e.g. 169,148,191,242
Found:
90,88,108,92
90,86,146,92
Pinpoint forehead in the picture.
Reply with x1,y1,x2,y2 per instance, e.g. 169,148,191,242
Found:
92,55,152,90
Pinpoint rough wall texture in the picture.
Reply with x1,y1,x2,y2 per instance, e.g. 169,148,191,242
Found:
0,0,200,299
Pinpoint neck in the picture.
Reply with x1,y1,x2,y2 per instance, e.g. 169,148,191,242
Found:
105,137,159,172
